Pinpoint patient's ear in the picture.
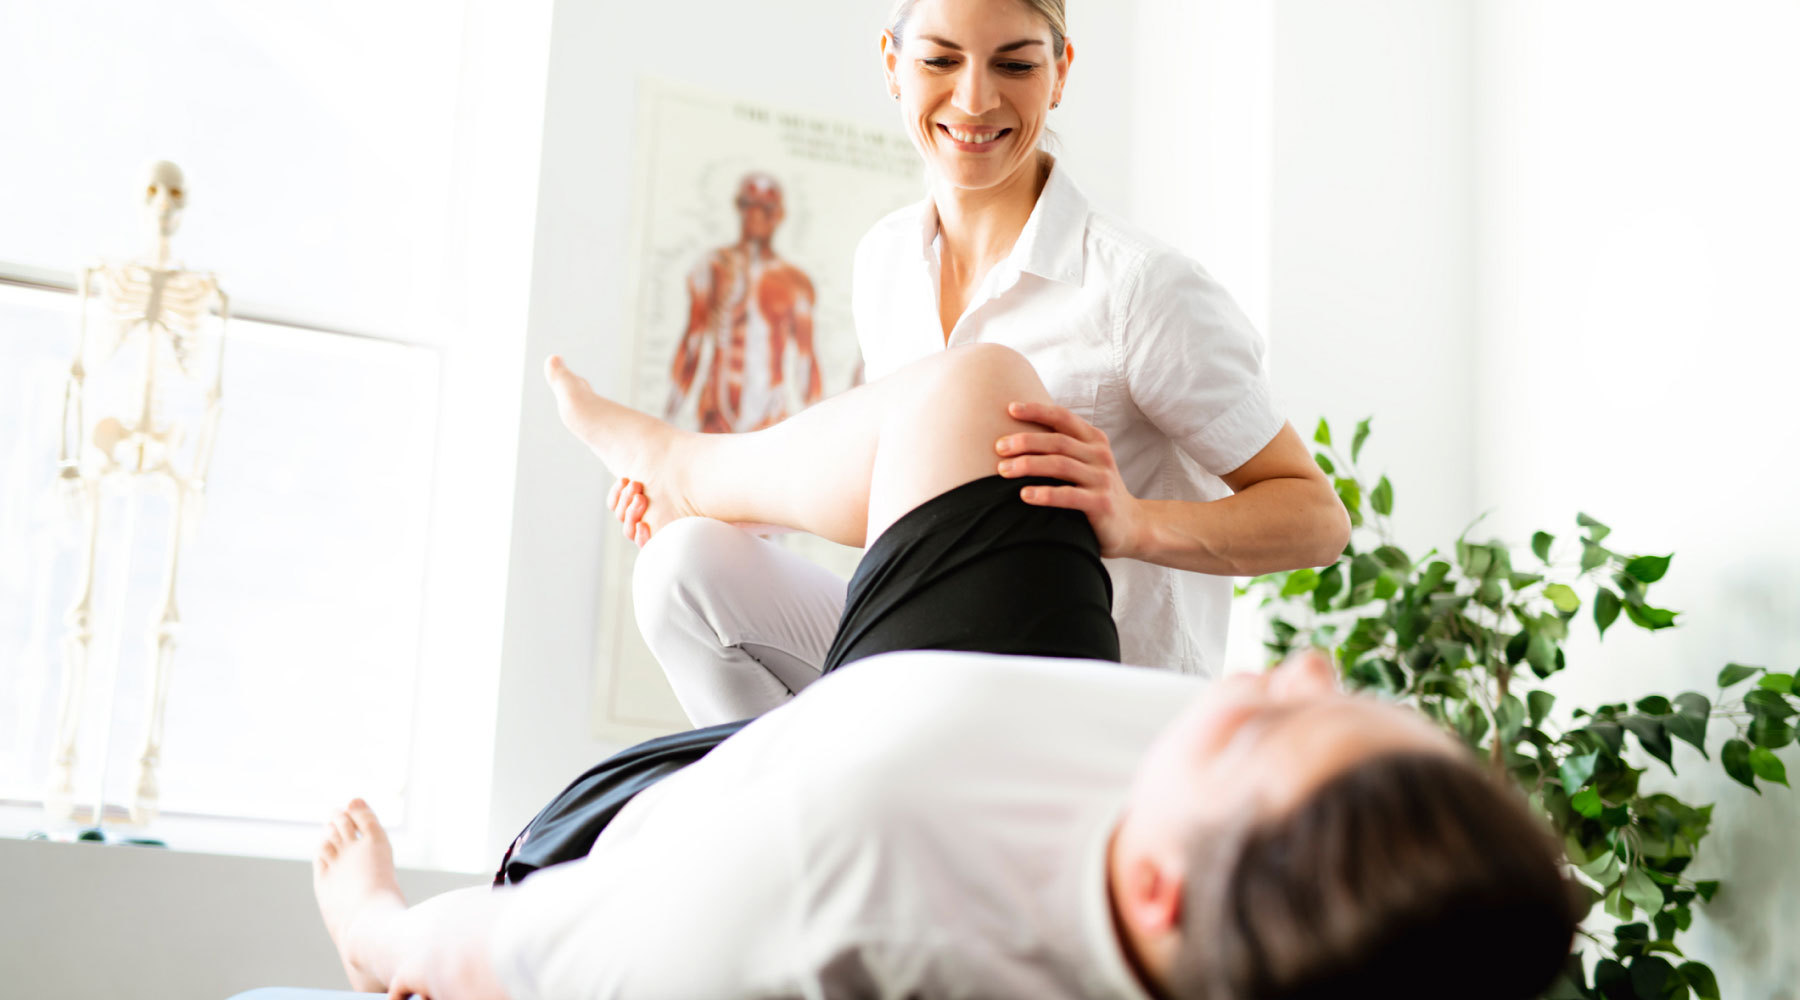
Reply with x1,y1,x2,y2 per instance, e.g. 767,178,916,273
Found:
1122,854,1185,934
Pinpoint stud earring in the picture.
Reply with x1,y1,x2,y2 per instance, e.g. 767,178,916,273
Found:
893,93,901,101
1052,100,1061,109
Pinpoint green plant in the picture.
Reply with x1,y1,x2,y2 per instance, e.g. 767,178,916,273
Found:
1240,418,1799,1000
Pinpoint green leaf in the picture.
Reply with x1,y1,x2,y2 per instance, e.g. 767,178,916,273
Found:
1758,673,1795,695
1372,572,1399,601
1749,716,1795,750
1348,553,1381,589
1594,588,1623,638
1313,452,1335,475
1351,417,1372,463
1335,478,1362,523
1630,956,1675,1000
1570,787,1604,818
1529,690,1556,728
1314,418,1332,446
1717,663,1762,688
1666,714,1709,758
1623,867,1666,915
1371,476,1394,516
1693,880,1721,903
1560,751,1599,792
1596,958,1629,993
1721,739,1760,792
1745,689,1799,720
1581,540,1610,572
1418,560,1451,593
1625,553,1673,584
1373,545,1411,571
1635,695,1673,716
1678,962,1720,1000
1577,511,1613,543
1625,602,1679,630
1622,716,1676,770
1673,692,1711,719
1311,563,1344,613
1280,568,1320,597
1532,531,1555,563
1544,583,1581,613
1749,746,1789,786
1527,631,1557,679
1578,848,1620,885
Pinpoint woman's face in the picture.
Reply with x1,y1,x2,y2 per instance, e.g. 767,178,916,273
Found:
883,0,1071,193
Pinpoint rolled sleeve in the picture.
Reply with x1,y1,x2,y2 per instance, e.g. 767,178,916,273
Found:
1119,253,1284,476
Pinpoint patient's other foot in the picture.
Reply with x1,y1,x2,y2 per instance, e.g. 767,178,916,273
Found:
313,798,405,993
545,355,700,535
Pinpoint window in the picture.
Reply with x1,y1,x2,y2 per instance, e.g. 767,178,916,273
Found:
0,280,438,837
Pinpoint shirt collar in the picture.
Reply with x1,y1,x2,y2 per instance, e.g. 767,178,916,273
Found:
914,159,1089,288
1079,801,1158,1000
1013,158,1088,287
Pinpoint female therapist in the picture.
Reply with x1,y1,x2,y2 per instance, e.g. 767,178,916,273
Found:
611,0,1350,726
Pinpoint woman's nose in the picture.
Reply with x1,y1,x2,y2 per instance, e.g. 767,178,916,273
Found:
952,67,999,116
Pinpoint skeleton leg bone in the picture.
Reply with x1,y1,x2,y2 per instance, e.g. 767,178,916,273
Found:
131,480,189,826
45,477,103,822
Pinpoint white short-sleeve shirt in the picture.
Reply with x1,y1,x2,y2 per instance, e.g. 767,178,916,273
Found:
852,163,1285,675
489,650,1204,1000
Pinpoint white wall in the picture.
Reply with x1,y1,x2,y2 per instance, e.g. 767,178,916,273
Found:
485,0,1149,856
1473,2,1800,993
1267,0,1478,557
0,837,476,1000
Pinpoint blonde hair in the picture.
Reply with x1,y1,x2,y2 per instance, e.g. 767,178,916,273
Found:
887,0,1068,58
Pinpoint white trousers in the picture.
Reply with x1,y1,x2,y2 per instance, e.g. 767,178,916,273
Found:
632,517,849,727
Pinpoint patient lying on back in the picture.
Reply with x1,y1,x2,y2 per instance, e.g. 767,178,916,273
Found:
313,649,1577,1000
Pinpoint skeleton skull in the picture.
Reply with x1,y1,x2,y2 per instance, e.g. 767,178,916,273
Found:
144,160,186,241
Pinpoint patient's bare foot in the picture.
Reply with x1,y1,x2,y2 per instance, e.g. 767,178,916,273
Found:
313,798,405,993
545,355,700,535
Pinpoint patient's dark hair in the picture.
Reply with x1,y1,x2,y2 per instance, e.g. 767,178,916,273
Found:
1169,750,1580,1000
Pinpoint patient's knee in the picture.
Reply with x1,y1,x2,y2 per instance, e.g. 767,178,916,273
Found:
915,343,1050,420
632,517,743,639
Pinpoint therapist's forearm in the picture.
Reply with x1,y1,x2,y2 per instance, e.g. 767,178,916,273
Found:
1128,477,1350,578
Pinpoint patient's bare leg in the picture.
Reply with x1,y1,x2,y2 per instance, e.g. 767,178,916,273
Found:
546,343,1055,548
312,798,405,991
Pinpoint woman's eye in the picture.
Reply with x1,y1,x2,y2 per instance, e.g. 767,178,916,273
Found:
922,57,957,70
1000,62,1038,74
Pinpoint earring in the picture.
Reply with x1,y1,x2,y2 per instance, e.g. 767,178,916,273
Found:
1052,100,1061,109
893,93,901,101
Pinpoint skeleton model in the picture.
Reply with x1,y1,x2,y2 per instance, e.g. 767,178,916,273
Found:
45,160,228,828
666,173,824,433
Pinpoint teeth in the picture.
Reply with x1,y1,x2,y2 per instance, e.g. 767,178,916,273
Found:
945,126,1003,144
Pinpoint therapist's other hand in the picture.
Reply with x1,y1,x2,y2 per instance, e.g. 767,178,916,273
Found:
996,401,1146,559
608,476,652,548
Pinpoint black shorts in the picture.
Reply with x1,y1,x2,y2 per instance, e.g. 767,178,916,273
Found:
821,474,1120,670
495,475,1118,885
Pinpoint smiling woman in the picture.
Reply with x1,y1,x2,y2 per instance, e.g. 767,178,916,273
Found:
614,0,1350,729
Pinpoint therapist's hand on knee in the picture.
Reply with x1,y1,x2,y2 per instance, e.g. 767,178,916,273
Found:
995,401,1147,560
609,476,652,548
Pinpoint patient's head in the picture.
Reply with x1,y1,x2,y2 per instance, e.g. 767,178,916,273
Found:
1110,651,1577,1000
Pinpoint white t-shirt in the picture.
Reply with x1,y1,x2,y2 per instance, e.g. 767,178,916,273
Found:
852,163,1284,676
489,651,1207,1000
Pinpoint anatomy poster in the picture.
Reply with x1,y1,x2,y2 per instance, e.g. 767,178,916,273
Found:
594,78,925,740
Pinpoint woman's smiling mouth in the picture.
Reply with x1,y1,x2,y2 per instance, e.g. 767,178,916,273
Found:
937,123,1012,151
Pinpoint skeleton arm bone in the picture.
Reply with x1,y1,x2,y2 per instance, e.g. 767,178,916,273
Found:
57,268,101,481
185,283,228,494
